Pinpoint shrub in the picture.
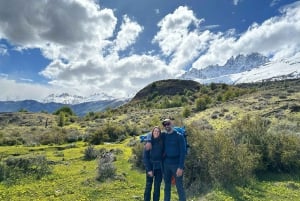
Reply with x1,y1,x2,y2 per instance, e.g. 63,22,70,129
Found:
195,97,207,111
230,115,270,170
266,133,300,172
2,154,51,181
96,152,116,182
130,142,145,170
184,127,258,192
0,162,8,181
84,145,99,160
182,106,191,118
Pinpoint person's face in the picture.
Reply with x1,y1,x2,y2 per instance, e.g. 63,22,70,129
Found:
152,128,160,138
163,121,172,132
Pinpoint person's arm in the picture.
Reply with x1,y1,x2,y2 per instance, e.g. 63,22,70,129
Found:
143,148,152,172
144,132,152,150
177,134,186,170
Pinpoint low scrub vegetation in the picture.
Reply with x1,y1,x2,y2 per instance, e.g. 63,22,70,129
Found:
0,154,51,183
182,114,300,196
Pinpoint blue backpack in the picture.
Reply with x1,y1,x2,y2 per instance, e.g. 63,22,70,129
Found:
139,126,189,155
173,126,189,155
139,132,151,143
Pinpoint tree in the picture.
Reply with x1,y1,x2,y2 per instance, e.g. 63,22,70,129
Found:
182,106,191,118
58,112,65,127
53,106,75,116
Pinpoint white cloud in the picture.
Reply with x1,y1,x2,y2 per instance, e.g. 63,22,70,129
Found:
270,0,281,7
153,6,201,57
0,78,59,101
113,15,144,52
0,44,8,55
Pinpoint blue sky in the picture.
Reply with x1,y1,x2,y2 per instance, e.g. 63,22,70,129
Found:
0,0,300,101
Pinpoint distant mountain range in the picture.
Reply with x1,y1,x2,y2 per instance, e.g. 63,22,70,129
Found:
0,98,129,116
180,53,300,84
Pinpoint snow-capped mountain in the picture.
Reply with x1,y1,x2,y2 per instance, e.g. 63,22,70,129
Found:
42,93,85,104
181,53,270,80
42,92,115,104
181,53,300,84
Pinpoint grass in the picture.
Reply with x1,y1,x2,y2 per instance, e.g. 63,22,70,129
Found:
0,140,161,201
1,140,300,201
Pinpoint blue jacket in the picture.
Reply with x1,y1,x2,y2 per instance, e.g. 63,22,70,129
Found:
143,135,164,172
163,130,186,169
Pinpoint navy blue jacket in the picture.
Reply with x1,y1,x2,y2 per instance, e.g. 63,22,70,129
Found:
163,130,186,169
143,135,164,172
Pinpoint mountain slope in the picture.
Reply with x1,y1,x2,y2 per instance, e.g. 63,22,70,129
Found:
181,53,300,84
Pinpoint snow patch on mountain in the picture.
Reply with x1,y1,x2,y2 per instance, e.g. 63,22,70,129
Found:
181,53,300,84
181,53,269,80
42,92,115,104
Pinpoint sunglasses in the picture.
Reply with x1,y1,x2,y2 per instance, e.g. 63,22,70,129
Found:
163,122,171,126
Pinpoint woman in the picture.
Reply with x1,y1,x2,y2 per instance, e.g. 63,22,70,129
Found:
143,126,164,201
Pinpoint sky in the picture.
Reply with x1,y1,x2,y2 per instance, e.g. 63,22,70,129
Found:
0,0,300,101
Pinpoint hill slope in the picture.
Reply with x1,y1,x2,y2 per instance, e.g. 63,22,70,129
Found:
132,79,201,101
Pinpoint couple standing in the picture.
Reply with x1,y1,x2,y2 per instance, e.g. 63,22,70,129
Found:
143,119,186,201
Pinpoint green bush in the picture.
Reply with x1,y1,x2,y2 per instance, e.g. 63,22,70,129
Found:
130,142,145,171
266,126,300,172
185,127,258,192
0,162,8,181
84,145,99,160
88,123,128,144
2,154,51,181
231,115,270,170
182,106,191,118
195,97,208,111
96,152,116,182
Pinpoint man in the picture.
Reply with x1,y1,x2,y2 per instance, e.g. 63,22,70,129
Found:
162,119,186,201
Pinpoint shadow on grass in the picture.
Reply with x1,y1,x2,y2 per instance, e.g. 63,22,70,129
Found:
256,171,300,182
222,182,267,201
222,172,300,201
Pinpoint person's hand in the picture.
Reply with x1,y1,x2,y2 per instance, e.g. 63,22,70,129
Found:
176,168,183,177
147,171,153,177
145,142,152,150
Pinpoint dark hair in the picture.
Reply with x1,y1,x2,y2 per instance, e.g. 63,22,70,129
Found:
151,126,161,135
151,126,163,147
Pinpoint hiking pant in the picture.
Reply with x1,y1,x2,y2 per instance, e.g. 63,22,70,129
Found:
163,163,186,201
144,168,163,201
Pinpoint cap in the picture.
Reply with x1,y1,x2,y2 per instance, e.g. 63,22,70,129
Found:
162,118,171,126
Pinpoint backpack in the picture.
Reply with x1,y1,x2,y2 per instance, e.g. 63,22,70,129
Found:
139,132,151,143
173,126,189,155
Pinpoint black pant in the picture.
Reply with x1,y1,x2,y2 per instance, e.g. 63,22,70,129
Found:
144,168,163,201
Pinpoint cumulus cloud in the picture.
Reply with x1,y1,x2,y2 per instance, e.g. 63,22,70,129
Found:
0,0,164,99
113,15,144,52
153,6,201,57
0,78,58,101
0,44,8,55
